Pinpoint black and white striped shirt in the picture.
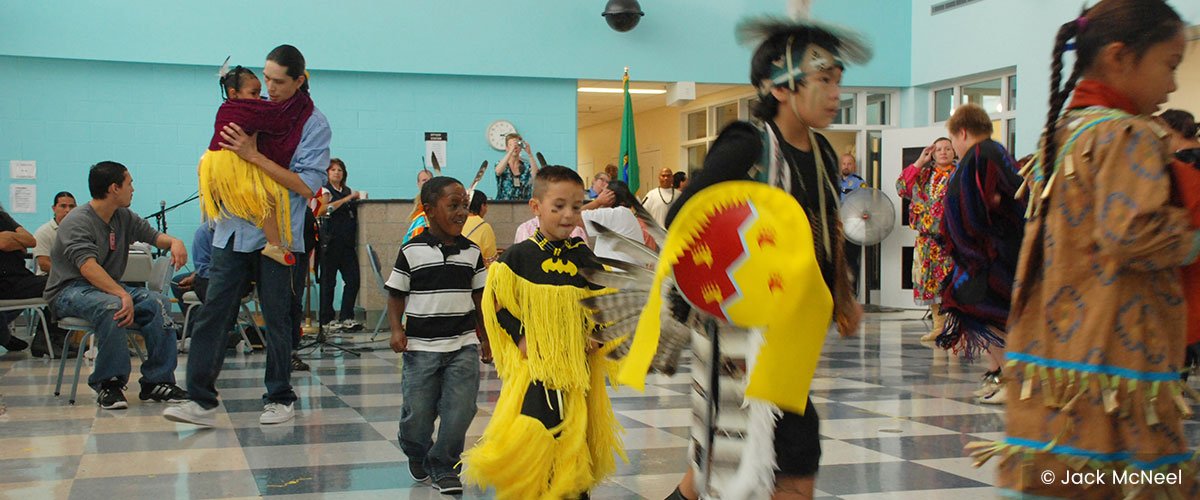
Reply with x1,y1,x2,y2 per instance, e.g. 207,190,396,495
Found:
385,233,487,352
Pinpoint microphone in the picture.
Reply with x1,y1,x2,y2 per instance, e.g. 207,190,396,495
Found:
160,200,166,212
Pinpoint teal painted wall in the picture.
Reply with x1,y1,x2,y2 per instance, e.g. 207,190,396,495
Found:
0,0,917,305
0,56,576,259
908,0,1198,155
0,1,912,86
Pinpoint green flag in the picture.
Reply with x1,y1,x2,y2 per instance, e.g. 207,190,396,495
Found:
619,69,640,194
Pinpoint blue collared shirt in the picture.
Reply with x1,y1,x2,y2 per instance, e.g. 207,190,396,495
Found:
840,173,866,201
192,224,214,278
213,107,331,253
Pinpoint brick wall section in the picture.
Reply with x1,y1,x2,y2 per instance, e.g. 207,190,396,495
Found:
355,199,529,316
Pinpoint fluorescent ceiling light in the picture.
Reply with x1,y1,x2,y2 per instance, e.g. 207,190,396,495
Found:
578,87,666,94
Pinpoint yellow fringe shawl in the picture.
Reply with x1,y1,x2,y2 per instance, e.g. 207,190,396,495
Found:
464,262,626,499
197,149,293,246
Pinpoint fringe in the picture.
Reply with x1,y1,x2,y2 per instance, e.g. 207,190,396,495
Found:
197,149,292,246
934,310,1005,362
483,263,606,392
468,263,623,498
585,341,628,485
719,329,780,500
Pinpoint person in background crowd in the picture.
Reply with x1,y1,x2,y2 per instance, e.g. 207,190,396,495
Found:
586,171,610,199
494,133,541,201
319,158,363,332
463,190,497,266
640,167,680,227
896,138,957,341
33,191,77,276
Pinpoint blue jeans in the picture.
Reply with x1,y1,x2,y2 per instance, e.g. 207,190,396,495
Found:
399,345,481,480
184,235,305,409
50,282,178,390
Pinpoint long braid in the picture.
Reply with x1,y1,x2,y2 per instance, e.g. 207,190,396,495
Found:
1039,20,1079,181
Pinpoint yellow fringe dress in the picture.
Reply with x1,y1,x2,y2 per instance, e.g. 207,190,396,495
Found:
198,149,292,247
462,232,626,499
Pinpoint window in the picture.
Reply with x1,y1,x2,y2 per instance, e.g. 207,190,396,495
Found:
1007,118,1017,155
934,88,955,122
962,78,1003,114
1007,75,1017,111
680,95,759,174
686,144,708,172
834,93,857,125
714,102,739,134
685,111,706,141
866,93,890,126
931,71,1020,153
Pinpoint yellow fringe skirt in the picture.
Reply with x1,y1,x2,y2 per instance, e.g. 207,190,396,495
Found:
462,349,626,499
197,149,292,246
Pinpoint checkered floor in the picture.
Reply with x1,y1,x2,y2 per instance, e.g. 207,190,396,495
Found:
2,312,1198,499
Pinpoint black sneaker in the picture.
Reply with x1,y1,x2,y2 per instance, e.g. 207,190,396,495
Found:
408,460,430,482
434,475,463,495
98,382,128,410
139,383,188,403
3,336,29,352
291,353,310,372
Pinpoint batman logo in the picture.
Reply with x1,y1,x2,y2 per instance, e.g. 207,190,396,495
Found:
541,258,578,276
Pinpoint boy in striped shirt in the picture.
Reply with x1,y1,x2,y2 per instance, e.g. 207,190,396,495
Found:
386,176,490,495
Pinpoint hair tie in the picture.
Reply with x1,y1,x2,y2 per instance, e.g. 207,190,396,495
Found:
1076,16,1088,31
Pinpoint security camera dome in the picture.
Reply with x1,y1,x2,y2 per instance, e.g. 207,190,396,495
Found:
602,0,644,32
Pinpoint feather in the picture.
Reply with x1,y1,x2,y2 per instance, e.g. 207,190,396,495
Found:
588,221,659,267
431,152,442,175
788,0,811,20
581,267,652,291
536,152,549,169
593,257,657,282
631,204,667,247
581,291,648,323
466,160,489,203
734,17,872,66
217,56,232,77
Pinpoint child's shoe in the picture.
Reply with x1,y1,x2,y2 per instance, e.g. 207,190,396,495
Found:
262,244,296,266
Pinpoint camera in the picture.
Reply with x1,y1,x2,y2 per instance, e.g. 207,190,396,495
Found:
603,0,644,33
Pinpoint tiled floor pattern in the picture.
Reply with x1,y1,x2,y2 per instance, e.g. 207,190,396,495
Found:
1,312,1197,499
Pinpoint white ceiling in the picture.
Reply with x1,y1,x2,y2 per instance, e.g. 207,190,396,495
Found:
577,79,744,129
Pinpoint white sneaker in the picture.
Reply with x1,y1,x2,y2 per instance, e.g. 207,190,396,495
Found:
322,321,342,332
260,402,295,424
163,401,218,427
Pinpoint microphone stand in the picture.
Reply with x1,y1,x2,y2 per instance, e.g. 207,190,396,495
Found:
147,193,200,257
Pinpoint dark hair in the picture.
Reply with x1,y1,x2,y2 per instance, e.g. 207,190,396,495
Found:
532,165,584,199
606,180,641,210
219,65,258,100
89,161,128,199
52,191,75,206
947,104,994,137
672,171,687,188
1161,109,1199,138
419,176,463,208
266,44,309,92
328,158,347,185
1040,0,1182,180
469,190,488,215
749,30,844,121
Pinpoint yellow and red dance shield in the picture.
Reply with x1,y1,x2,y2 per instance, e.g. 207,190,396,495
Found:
618,181,832,415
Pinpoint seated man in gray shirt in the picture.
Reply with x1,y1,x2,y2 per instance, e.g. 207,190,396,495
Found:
44,161,189,410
